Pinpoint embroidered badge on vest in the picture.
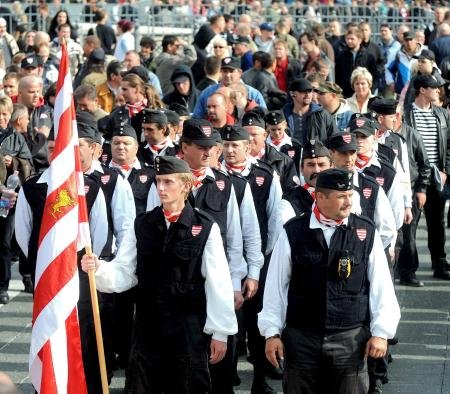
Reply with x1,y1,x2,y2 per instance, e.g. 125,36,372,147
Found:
216,180,225,191
101,154,108,163
101,175,110,184
287,149,295,158
139,175,148,183
191,225,202,236
356,228,367,241
84,185,90,194
362,187,372,199
375,177,384,186
255,176,264,186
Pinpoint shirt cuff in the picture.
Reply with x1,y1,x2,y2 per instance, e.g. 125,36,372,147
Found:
371,327,390,340
232,277,242,291
264,327,281,339
212,332,228,342
248,265,261,281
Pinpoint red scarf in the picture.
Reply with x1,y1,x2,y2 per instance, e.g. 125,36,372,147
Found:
126,99,147,117
271,137,283,146
313,203,343,227
191,167,207,188
355,153,371,169
111,160,132,172
225,162,247,173
163,208,182,223
150,138,168,153
302,183,315,200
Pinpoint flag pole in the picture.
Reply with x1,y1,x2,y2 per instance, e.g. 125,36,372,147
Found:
85,245,109,394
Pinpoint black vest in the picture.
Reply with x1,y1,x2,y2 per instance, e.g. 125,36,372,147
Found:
284,212,375,332
245,162,273,253
127,165,155,215
228,172,247,208
89,165,120,259
261,143,298,193
22,173,100,282
137,144,178,168
282,185,314,216
188,169,232,248
134,204,212,327
354,173,379,221
361,158,396,195
279,137,302,171
377,143,396,166
381,133,405,170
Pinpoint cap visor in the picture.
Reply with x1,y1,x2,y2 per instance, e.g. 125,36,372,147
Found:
191,139,217,147
352,128,373,137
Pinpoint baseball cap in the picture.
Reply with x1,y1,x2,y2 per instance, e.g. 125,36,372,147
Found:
221,57,241,70
260,22,274,32
289,78,313,92
21,54,41,69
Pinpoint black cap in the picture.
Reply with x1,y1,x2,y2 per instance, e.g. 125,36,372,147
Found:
242,111,266,129
265,110,286,125
403,31,414,41
94,131,103,145
163,109,180,125
221,57,241,70
289,78,313,92
347,116,376,136
316,168,353,191
232,35,251,44
213,129,223,144
111,123,138,140
142,109,168,125
155,155,190,175
182,118,216,147
89,48,105,63
21,54,40,69
122,66,149,83
222,125,250,141
326,133,357,152
76,110,97,140
302,139,330,159
369,98,398,115
259,22,274,31
168,103,190,117
413,74,441,90
416,48,435,61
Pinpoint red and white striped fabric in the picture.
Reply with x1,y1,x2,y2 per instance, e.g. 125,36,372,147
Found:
29,42,89,393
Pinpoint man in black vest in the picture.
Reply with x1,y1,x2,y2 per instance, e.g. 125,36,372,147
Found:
81,155,238,393
221,125,282,393
137,109,178,167
265,110,302,171
259,168,401,394
15,125,109,394
242,110,298,193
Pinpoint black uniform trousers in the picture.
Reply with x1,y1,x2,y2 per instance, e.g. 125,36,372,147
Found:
397,196,421,280
0,212,15,291
281,326,370,394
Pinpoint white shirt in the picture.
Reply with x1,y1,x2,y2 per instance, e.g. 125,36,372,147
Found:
94,222,238,342
15,170,108,258
147,167,245,290
258,213,401,340
266,134,293,151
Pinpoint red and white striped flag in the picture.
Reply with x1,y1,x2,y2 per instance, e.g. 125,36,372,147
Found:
29,42,89,393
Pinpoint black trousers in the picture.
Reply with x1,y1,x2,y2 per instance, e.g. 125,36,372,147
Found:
397,197,421,280
281,326,370,394
210,334,238,394
423,183,447,268
0,212,15,291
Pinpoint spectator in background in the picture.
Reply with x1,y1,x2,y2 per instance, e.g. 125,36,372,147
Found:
254,22,275,53
327,19,345,57
379,24,402,98
310,22,335,64
425,6,447,46
123,50,162,97
232,36,253,72
114,19,134,62
191,23,216,84
139,36,156,72
162,65,199,114
275,18,300,59
96,60,124,114
74,84,109,121
273,39,302,92
155,34,197,95
32,2,52,33
0,18,19,69
429,23,450,67
73,35,101,90
50,23,83,78
11,103,29,135
87,8,116,56
80,48,107,88
36,43,58,91
197,56,221,91
47,10,77,42
346,67,375,113
300,31,334,82
3,72,19,103
212,37,230,60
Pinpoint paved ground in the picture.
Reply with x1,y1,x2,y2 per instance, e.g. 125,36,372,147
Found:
2,218,450,393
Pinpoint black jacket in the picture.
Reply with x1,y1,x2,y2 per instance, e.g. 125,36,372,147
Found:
163,65,199,114
335,45,378,98
0,127,33,182
399,123,432,193
261,143,298,193
251,69,287,110
404,103,450,175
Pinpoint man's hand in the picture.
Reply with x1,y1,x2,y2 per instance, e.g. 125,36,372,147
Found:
265,337,284,368
210,339,227,364
234,290,244,310
35,125,50,138
415,192,426,210
439,171,447,187
365,336,387,359
404,207,413,224
242,278,258,300
81,254,100,273
3,155,12,168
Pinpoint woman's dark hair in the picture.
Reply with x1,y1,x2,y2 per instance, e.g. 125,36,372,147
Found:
48,10,77,41
44,82,57,107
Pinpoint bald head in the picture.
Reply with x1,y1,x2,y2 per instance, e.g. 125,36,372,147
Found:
0,372,17,394
438,22,450,36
